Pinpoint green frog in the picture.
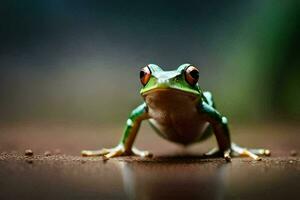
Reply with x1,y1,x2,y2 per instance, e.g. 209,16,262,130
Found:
82,64,270,161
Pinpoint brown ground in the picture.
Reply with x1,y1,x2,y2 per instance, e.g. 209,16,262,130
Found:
0,122,299,199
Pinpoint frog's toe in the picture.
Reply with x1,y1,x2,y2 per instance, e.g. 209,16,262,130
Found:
223,149,231,162
231,143,270,161
81,148,110,157
204,148,231,162
247,148,271,156
132,147,153,158
103,149,124,160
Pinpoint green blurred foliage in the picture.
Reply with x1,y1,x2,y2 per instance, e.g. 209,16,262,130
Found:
0,1,299,124
215,1,300,122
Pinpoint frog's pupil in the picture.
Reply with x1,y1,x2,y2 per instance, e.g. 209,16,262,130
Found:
190,70,199,80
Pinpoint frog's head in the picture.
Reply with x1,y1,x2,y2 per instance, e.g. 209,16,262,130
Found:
139,63,202,96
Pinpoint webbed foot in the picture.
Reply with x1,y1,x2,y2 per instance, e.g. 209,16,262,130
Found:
230,143,270,160
205,143,270,161
81,145,153,160
204,147,232,162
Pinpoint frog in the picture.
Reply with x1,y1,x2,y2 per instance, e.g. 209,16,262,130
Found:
81,64,270,161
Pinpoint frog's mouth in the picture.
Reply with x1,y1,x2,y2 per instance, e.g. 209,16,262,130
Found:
141,86,200,97
141,87,200,101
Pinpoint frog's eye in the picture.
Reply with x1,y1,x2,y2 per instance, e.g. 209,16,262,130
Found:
185,65,199,86
140,66,151,86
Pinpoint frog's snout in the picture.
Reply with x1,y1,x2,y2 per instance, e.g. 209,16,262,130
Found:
157,78,170,87
156,81,170,89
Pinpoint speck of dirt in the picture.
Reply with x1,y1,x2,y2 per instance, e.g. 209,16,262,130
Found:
25,149,33,156
290,150,297,157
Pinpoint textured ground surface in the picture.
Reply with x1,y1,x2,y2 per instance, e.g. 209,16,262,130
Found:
0,122,299,199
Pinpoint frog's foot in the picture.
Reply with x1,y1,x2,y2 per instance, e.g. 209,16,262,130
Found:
230,143,270,161
205,143,270,161
204,148,231,162
81,145,152,160
132,147,153,158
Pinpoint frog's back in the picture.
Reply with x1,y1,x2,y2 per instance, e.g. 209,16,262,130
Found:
144,89,210,145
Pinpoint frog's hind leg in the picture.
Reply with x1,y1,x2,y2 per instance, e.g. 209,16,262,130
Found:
231,143,270,160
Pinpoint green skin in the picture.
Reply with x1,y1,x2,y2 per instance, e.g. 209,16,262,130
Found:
82,64,270,161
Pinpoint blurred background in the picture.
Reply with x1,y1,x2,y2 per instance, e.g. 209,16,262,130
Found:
0,0,299,125
1,2,299,199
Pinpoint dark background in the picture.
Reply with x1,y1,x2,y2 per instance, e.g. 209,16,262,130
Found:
0,2,299,200
0,0,299,124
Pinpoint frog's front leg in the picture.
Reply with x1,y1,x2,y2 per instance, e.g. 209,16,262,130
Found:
199,101,232,161
199,101,270,161
81,103,152,159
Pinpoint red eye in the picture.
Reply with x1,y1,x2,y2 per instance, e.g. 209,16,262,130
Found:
185,65,199,86
140,66,151,86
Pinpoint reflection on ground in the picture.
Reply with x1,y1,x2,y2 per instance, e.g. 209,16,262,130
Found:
117,158,228,199
114,155,299,200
